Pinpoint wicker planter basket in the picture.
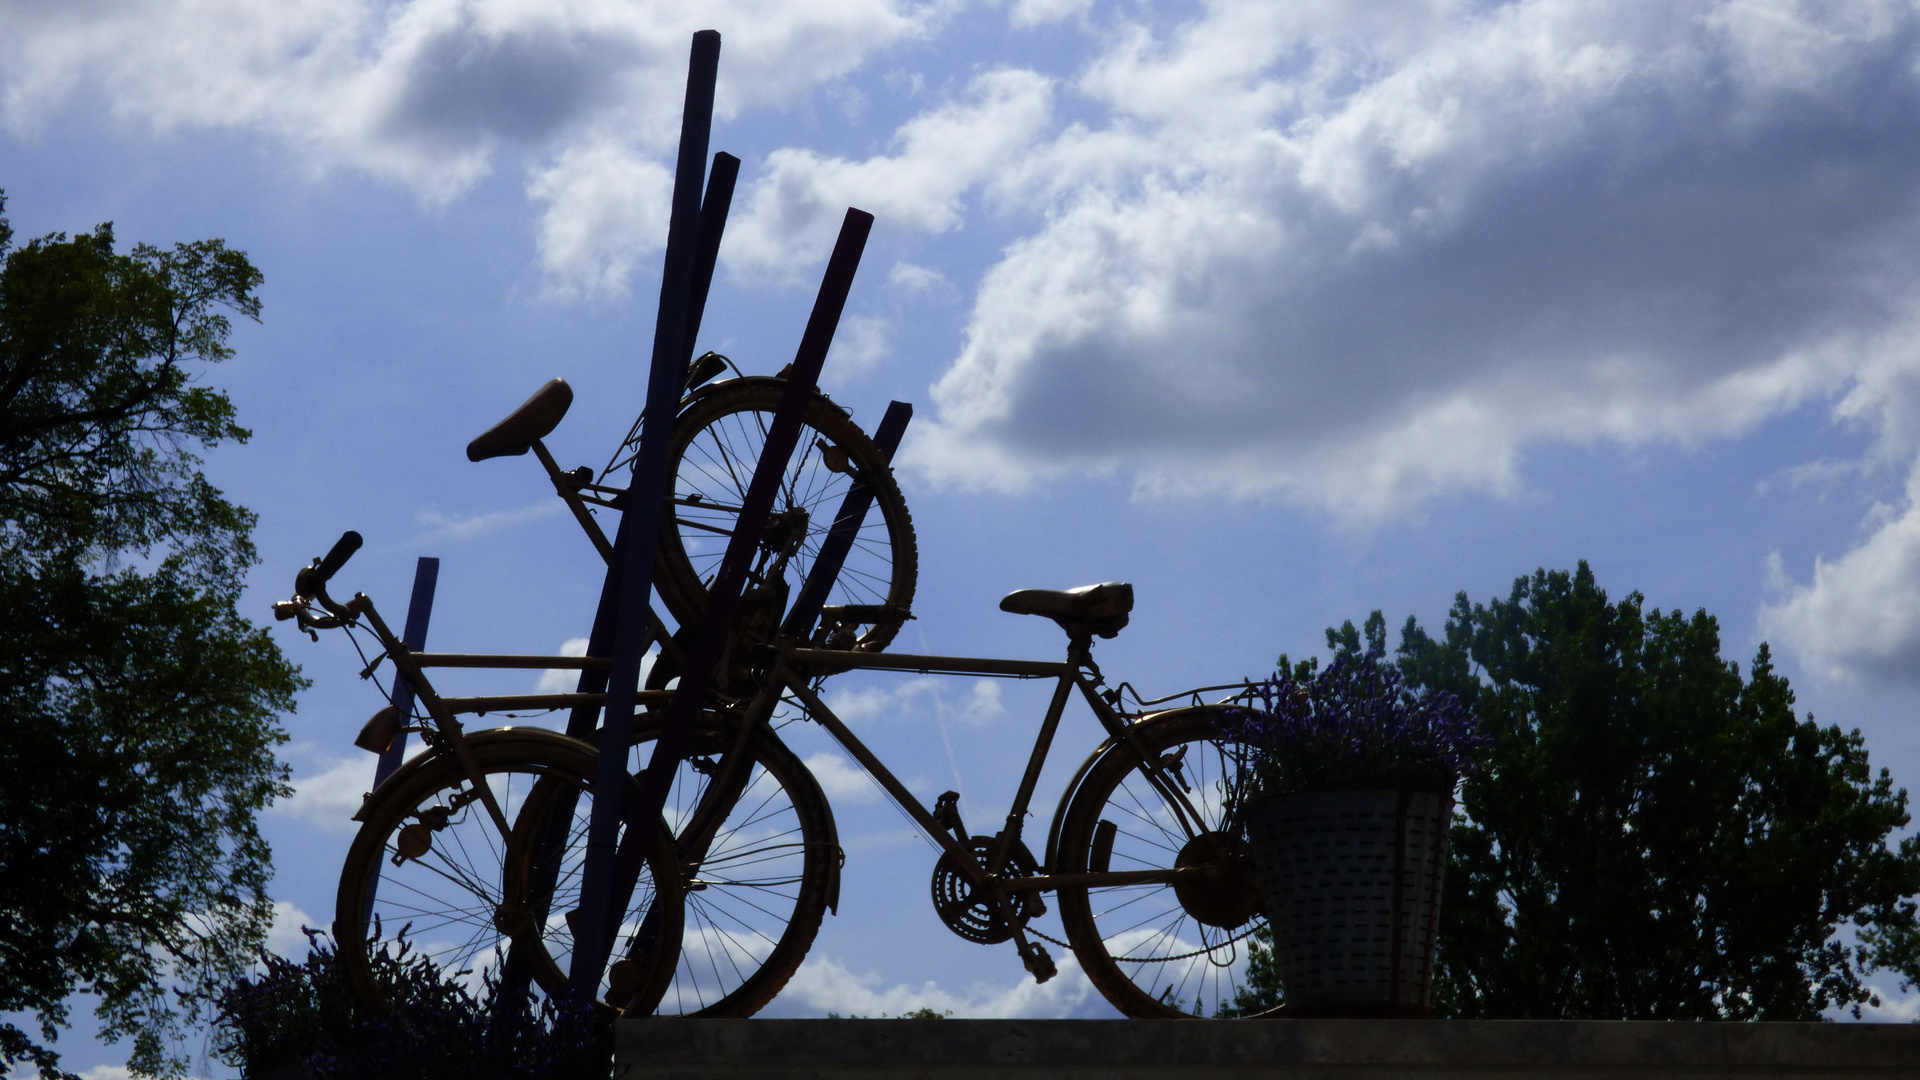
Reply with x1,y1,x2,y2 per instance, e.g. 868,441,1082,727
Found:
1244,788,1452,1017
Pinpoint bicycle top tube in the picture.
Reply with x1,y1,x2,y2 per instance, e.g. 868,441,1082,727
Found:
781,645,1068,679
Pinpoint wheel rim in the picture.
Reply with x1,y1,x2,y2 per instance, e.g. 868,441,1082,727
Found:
339,741,594,1010
647,725,825,1016
500,720,828,1017
1062,712,1279,1018
660,387,914,650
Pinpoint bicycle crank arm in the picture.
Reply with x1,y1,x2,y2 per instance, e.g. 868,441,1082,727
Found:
998,866,1212,891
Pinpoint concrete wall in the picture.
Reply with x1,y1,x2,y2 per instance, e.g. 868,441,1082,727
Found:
616,1018,1920,1079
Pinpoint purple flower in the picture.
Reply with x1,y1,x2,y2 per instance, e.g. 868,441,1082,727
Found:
1224,649,1485,796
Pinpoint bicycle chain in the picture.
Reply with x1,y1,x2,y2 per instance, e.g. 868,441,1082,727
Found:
1019,921,1254,965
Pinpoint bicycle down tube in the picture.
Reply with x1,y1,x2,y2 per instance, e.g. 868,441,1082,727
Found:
770,647,1212,895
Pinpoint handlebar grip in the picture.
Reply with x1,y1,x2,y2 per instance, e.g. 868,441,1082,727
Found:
297,530,363,597
316,531,364,581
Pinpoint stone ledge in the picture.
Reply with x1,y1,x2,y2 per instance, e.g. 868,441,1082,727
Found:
615,1018,1920,1079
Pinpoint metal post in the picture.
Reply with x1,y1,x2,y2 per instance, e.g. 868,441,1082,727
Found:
781,400,912,641
504,146,741,1008
361,556,439,920
570,28,722,1006
595,209,875,982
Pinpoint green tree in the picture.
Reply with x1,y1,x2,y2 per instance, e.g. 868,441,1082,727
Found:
1233,565,1920,1019
1397,563,1920,1019
0,192,303,1078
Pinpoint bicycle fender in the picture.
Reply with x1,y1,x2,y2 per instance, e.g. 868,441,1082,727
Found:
765,727,844,915
1044,738,1115,873
1042,705,1238,872
678,375,852,419
350,726,594,823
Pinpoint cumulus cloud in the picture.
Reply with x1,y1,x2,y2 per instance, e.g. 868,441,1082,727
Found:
906,0,1920,521
272,755,376,831
1763,462,1920,683
777,949,1100,1017
803,751,882,803
535,635,593,694
530,139,675,296
266,899,325,956
0,0,944,204
823,314,892,387
724,68,1055,276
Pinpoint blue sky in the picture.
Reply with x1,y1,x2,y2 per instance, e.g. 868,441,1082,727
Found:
9,0,1920,1071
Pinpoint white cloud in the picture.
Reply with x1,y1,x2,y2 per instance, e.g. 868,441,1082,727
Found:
1763,461,1920,683
904,0,1920,522
823,676,1006,725
272,755,375,831
529,139,675,297
1010,0,1095,29
535,636,593,694
803,751,881,803
777,949,1100,1017
889,260,950,294
724,68,1055,276
265,900,326,957
414,499,562,543
0,0,944,205
823,314,892,388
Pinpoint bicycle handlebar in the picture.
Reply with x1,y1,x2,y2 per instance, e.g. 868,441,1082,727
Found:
296,530,362,600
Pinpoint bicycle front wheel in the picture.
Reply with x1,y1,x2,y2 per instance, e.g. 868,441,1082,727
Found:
1053,707,1282,1018
658,381,916,651
333,728,680,1014
509,711,837,1017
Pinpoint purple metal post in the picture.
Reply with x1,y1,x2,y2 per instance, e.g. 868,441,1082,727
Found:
360,556,439,921
501,147,741,1003
594,209,875,975
570,29,722,1005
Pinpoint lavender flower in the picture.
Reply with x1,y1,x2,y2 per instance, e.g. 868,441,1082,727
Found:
1225,649,1485,797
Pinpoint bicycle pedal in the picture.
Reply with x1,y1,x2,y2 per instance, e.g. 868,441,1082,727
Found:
1021,942,1057,984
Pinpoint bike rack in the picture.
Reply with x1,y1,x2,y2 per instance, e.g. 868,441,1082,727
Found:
565,29,893,1005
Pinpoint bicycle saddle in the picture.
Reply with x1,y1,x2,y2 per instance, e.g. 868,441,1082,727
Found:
467,378,573,461
1000,582,1133,640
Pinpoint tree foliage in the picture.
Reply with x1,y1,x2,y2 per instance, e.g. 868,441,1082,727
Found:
1374,563,1920,1019
0,192,302,1078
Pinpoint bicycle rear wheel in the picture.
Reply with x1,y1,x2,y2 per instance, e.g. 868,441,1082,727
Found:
657,381,916,651
507,711,836,1017
333,728,680,1014
1053,707,1282,1018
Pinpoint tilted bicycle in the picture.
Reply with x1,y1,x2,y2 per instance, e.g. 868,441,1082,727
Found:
280,358,916,1014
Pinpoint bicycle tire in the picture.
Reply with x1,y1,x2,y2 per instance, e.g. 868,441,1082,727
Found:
508,711,836,1017
1053,707,1283,1019
333,728,681,1014
656,381,916,652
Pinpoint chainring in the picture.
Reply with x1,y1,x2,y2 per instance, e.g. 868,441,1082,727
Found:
931,835,1042,945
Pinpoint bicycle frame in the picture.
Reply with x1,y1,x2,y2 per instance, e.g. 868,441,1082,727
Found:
717,641,1226,910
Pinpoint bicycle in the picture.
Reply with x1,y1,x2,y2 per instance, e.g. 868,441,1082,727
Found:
274,534,687,1015
470,354,918,662
471,367,1280,1019
283,360,918,1016
500,579,1282,1020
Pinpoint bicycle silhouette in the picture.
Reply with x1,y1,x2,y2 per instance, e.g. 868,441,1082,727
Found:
277,358,1277,1020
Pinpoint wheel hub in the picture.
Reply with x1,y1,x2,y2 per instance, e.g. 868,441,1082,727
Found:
1172,831,1261,929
